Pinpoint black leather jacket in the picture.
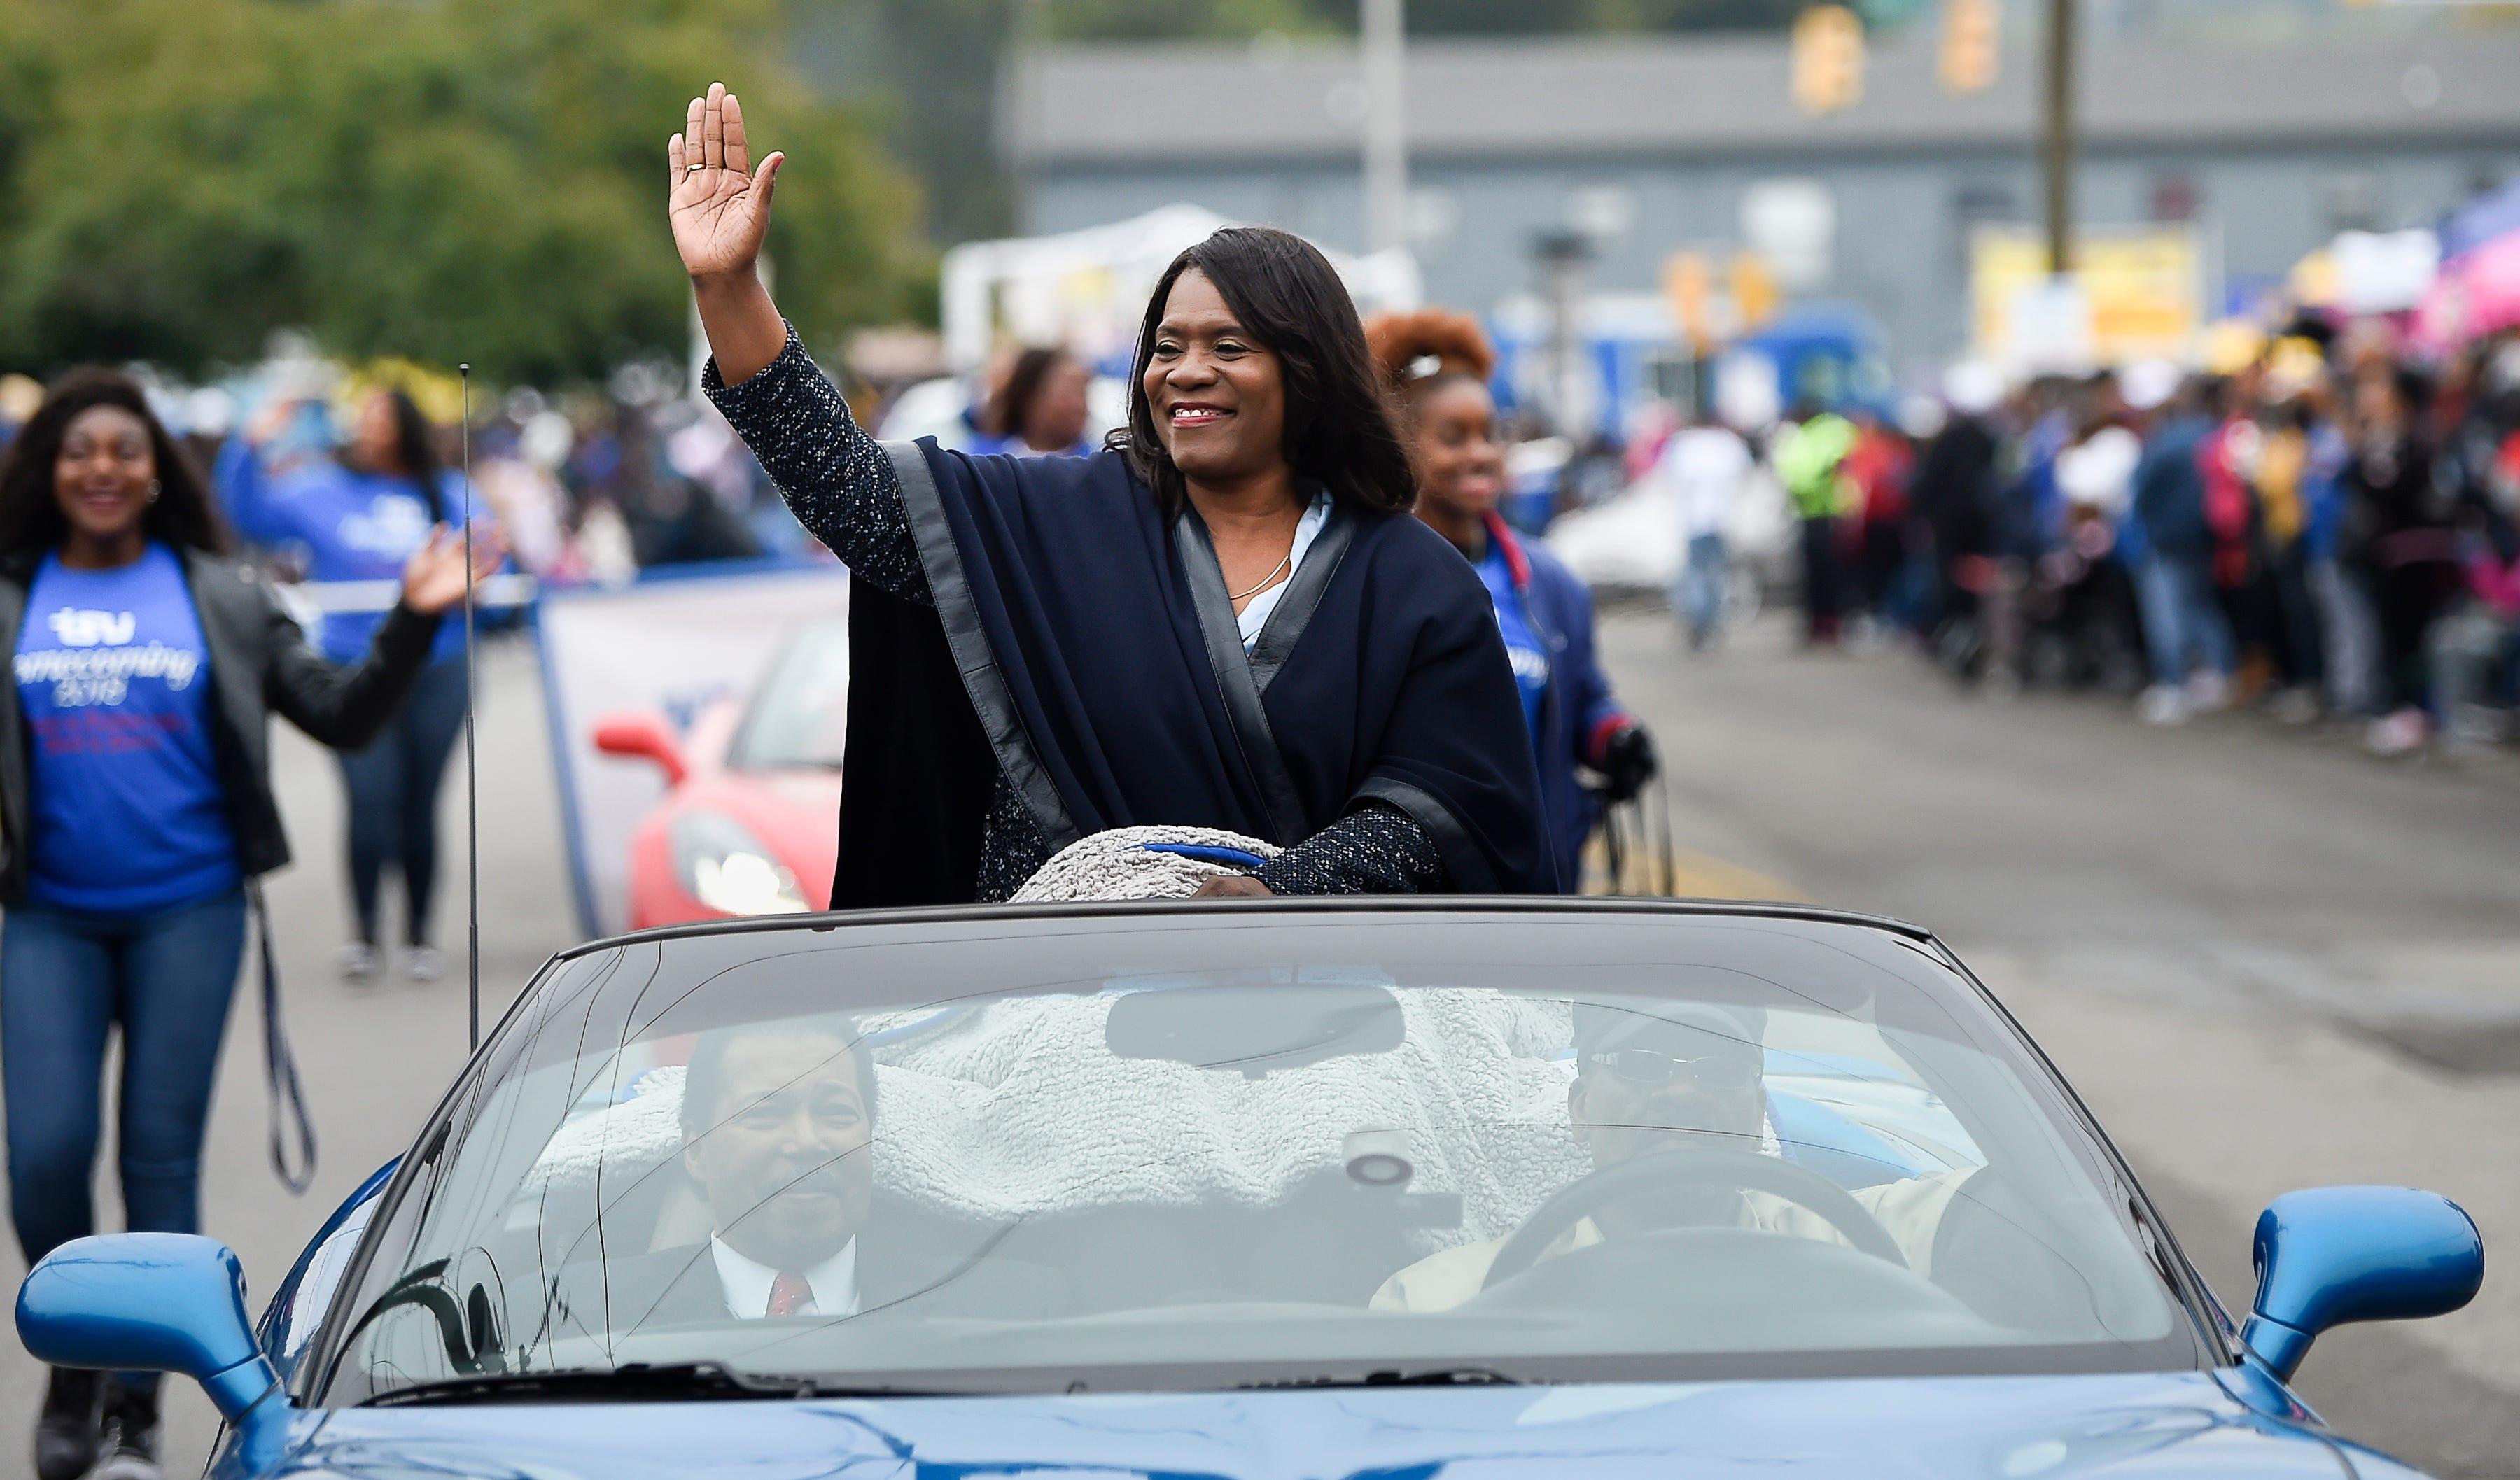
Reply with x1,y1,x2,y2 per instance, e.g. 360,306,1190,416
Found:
0,547,442,903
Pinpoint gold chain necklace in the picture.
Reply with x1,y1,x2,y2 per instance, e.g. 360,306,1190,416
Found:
1227,549,1294,603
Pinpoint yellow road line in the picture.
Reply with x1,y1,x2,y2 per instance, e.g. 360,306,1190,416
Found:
1578,838,1809,902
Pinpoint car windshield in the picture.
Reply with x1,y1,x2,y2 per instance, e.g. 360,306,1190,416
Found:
727,621,847,770
319,912,2204,1402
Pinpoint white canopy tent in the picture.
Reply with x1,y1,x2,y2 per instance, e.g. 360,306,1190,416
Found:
940,205,1422,373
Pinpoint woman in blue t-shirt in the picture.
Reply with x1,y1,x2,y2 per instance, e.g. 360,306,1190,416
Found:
216,387,486,982
1368,310,1657,891
0,371,496,1480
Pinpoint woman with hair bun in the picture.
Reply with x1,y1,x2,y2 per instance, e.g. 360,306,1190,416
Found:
1366,308,1653,891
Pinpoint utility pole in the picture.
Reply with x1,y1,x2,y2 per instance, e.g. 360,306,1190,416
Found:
2042,0,2076,276
1362,0,1408,255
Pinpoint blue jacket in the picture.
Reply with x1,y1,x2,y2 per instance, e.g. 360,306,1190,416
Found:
2132,414,2214,560
1484,515,1631,890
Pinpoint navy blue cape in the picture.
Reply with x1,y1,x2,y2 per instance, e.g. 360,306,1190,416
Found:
832,442,1555,906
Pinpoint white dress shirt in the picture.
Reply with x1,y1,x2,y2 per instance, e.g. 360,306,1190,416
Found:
708,1234,861,1319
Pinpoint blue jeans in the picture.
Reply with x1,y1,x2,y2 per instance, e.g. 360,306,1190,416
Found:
1674,533,1729,644
3,888,247,1273
2136,552,2236,686
337,656,468,946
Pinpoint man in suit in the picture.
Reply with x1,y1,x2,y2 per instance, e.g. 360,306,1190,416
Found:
612,1015,876,1327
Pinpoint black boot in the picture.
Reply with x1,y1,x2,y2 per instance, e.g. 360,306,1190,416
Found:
92,1376,163,1480
33,1367,99,1480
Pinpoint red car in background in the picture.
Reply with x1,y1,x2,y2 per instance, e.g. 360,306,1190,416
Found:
593,618,848,928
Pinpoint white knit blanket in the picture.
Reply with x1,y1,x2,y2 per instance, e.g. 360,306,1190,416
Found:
524,827,1583,1252
527,989,1583,1250
1008,826,1282,903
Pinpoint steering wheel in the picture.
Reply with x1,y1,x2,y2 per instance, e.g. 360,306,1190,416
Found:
1483,1146,1905,1289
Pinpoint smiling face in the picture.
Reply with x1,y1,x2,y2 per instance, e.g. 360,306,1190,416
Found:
1410,378,1505,524
1142,269,1288,488
52,404,157,550
681,1029,875,1271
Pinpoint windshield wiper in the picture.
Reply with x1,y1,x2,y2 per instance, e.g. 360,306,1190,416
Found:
368,1360,937,1407
1238,1365,1527,1390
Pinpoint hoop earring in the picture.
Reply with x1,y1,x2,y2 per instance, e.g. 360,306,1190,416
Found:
146,481,162,504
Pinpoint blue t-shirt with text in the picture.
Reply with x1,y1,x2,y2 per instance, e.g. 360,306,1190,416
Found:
1476,540,1551,741
214,439,471,664
14,544,239,912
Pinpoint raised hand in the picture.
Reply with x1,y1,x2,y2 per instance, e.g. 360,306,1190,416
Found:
669,83,785,283
400,525,507,617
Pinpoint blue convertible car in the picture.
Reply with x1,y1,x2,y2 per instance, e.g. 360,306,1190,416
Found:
20,901,2484,1479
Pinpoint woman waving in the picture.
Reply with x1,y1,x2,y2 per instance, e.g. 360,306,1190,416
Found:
0,371,498,1480
670,85,1550,901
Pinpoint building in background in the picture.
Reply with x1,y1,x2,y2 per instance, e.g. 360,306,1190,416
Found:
1001,15,2520,379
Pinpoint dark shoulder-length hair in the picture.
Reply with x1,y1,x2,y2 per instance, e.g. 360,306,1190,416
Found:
988,346,1073,444
379,387,449,521
1113,227,1415,517
0,369,231,559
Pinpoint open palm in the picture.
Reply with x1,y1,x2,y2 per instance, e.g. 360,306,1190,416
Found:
400,526,507,617
669,83,784,280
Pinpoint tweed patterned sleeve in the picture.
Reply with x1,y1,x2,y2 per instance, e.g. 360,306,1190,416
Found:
702,323,930,605
1252,801,1447,896
972,775,1056,904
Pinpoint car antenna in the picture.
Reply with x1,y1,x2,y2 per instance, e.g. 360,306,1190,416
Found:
460,363,481,1053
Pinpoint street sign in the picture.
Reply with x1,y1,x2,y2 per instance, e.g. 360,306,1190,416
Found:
1973,225,2206,372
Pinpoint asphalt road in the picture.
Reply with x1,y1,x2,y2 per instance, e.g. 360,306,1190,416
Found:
1611,611,2520,1477
3,616,2518,1475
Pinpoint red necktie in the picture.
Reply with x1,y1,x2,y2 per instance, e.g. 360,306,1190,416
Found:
764,1271,813,1318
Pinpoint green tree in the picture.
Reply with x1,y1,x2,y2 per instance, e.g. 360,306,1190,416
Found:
0,0,918,383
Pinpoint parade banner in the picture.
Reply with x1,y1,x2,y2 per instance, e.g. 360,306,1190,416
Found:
534,560,849,938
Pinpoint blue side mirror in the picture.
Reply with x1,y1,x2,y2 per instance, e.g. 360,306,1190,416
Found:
2241,1187,2483,1381
18,1234,282,1425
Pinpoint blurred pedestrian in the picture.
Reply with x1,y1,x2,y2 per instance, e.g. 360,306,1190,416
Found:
2430,527,2520,750
1658,405,1753,651
2130,379,2236,725
2250,396,2327,719
670,85,1552,900
0,371,496,1480
2344,367,2461,755
2300,390,2381,719
1842,409,1914,633
1910,365,2003,668
974,346,1097,458
1368,308,1653,889
2050,389,2143,690
1774,402,1856,646
216,386,489,981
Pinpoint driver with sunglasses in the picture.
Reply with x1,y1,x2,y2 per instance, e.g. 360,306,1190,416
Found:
1371,999,1971,1311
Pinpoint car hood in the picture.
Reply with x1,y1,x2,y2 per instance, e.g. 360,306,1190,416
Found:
260,1372,2377,1480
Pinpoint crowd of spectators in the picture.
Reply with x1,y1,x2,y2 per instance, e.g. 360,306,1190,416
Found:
0,361,820,592
1751,329,2520,759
